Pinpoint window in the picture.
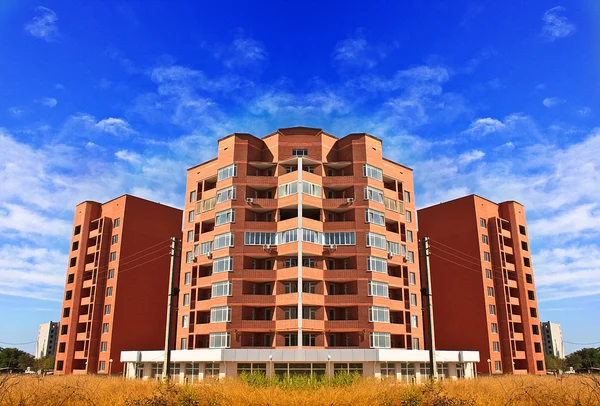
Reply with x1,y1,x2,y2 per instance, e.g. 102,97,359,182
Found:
61,325,68,335
526,274,533,284
482,235,488,245
484,252,491,262
519,225,526,235
104,304,111,315
530,307,537,318
216,186,236,203
58,343,65,353
278,181,298,198
209,332,230,348
280,229,298,244
364,186,384,203
411,315,418,328
495,361,502,372
284,282,298,294
185,251,194,263
63,307,70,317
69,257,76,267
114,218,121,228
363,164,383,181
524,257,531,267
365,208,385,225
214,232,234,250
212,281,232,297
292,149,308,156
101,342,108,352
334,363,364,375
182,315,189,328
536,361,544,371
368,281,389,297
213,256,233,273
406,230,413,243
303,333,316,346
410,293,417,306
489,304,496,315
188,211,194,223
413,338,420,350
404,191,411,203
71,241,79,251
181,338,188,350
204,362,220,377
284,334,298,347
370,332,391,348
285,166,296,174
407,251,415,263
485,269,492,279
102,323,109,333
106,287,113,297
244,232,277,245
301,181,321,198
303,257,316,268
284,257,298,268
200,241,213,255
187,230,194,243
493,342,500,352
74,225,81,235
380,362,396,378
388,241,400,255
532,324,540,335
324,232,356,245
521,241,529,251
183,293,190,306
65,290,72,300
184,272,191,285
215,209,235,226
534,342,542,353
491,323,498,334
217,164,237,181
303,307,316,320
369,306,390,323
67,274,74,283
487,287,494,297
189,190,197,202
99,361,106,372
405,210,412,223
302,282,316,293
108,269,114,279
211,306,231,323
367,256,387,274
528,290,535,300
284,307,298,319
480,218,486,228
366,232,386,249
109,252,117,262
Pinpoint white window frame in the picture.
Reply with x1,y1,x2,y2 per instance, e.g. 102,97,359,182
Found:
411,315,418,328
365,208,385,226
216,186,236,204
387,241,400,255
404,190,411,203
369,306,390,323
183,293,190,306
367,256,387,274
405,210,412,222
409,272,416,285
364,186,384,203
209,332,231,348
215,209,235,226
292,149,308,156
410,293,417,306
187,230,194,243
214,232,234,250
368,280,389,297
363,164,383,181
217,164,237,181
278,182,298,198
489,304,496,315
200,241,213,255
370,332,391,348
182,315,189,328
491,323,498,334
213,256,233,273
301,181,321,198
184,272,191,285
212,281,232,297
302,229,320,244
188,210,194,223
244,232,277,245
366,232,387,250
210,306,231,323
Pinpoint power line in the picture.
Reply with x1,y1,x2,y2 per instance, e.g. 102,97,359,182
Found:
564,340,600,346
0,340,37,345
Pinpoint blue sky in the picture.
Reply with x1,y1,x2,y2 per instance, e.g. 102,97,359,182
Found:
0,1,599,355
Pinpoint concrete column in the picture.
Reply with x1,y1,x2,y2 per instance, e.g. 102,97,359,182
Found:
297,157,303,348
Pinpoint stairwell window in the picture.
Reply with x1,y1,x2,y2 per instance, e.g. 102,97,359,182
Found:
413,338,420,350
187,230,194,243
102,323,109,333
182,315,189,328
493,342,500,352
407,251,415,263
189,190,196,203
409,272,416,285
114,218,121,228
489,305,496,315
188,211,194,223
487,287,494,297
410,293,417,306
104,305,111,315
108,269,114,279
209,332,230,348
363,164,383,181
106,287,113,297
406,230,414,242
482,235,489,245
99,361,106,371
184,272,191,285
484,252,491,262
411,315,418,328
109,252,117,262
480,218,486,228
292,149,308,156
183,294,190,306
185,251,194,263
405,210,412,223
486,269,492,279
217,164,237,181
111,235,118,245
101,342,108,352
495,361,502,372
491,323,498,334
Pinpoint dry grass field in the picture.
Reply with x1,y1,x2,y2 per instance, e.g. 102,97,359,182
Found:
1,374,599,406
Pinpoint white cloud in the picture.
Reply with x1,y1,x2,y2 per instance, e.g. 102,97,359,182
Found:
0,203,71,238
95,118,136,136
530,203,600,239
8,107,24,117
333,29,376,68
36,97,58,108
577,107,591,116
542,6,576,41
542,97,563,108
115,149,142,164
24,6,59,42
458,149,485,165
465,117,505,136
210,32,267,69
61,113,137,138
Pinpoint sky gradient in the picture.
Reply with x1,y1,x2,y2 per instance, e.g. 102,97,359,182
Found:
0,0,599,355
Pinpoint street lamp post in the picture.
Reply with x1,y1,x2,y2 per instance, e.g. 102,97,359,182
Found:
487,359,492,376
109,359,113,375
269,355,273,380
327,355,331,380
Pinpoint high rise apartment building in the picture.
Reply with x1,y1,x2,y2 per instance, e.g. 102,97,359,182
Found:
541,321,564,359
418,195,545,375
54,195,182,375
36,321,59,359
177,127,423,353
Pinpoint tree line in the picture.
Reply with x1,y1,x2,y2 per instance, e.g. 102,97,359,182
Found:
0,347,54,371
546,347,600,371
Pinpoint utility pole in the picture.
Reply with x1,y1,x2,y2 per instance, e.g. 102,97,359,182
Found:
421,237,438,380
163,237,179,380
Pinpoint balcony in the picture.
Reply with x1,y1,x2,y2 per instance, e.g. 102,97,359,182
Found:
509,296,520,306
277,218,298,233
88,228,99,239
230,295,275,305
302,218,323,232
76,332,88,341
244,221,276,231
323,221,356,231
303,267,324,280
373,322,405,335
73,351,87,360
276,293,298,306
325,269,363,281
507,279,518,289
246,176,278,188
322,176,355,188
325,320,360,330
325,295,370,305
303,293,324,306
236,269,275,281
276,319,298,330
86,245,96,256
78,314,89,323
505,262,516,272
512,332,524,341
302,319,325,331
84,262,95,272
511,314,522,323
249,198,277,209
513,350,526,359
80,296,91,306
500,228,512,239
239,320,275,330
504,245,514,256
322,198,350,210
277,267,299,281
82,278,93,289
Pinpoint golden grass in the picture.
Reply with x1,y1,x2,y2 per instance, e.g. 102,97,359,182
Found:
1,374,599,406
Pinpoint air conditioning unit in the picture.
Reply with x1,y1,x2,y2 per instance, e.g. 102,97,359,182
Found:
263,244,271,250
388,252,394,259
346,197,355,204
246,198,254,204
192,256,198,263
402,256,408,263
329,244,337,250
206,252,212,259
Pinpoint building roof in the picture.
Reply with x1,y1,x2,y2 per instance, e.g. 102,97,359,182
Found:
418,193,524,211
78,194,182,211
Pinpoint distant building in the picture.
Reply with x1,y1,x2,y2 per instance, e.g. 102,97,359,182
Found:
541,321,564,359
36,321,59,359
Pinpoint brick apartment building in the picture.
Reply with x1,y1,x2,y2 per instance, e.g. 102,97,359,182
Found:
121,127,479,381
54,195,182,375
418,195,546,375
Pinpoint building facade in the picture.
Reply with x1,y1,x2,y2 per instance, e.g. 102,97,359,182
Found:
54,195,182,375
176,127,423,355
541,321,564,359
36,321,59,359
418,195,546,375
